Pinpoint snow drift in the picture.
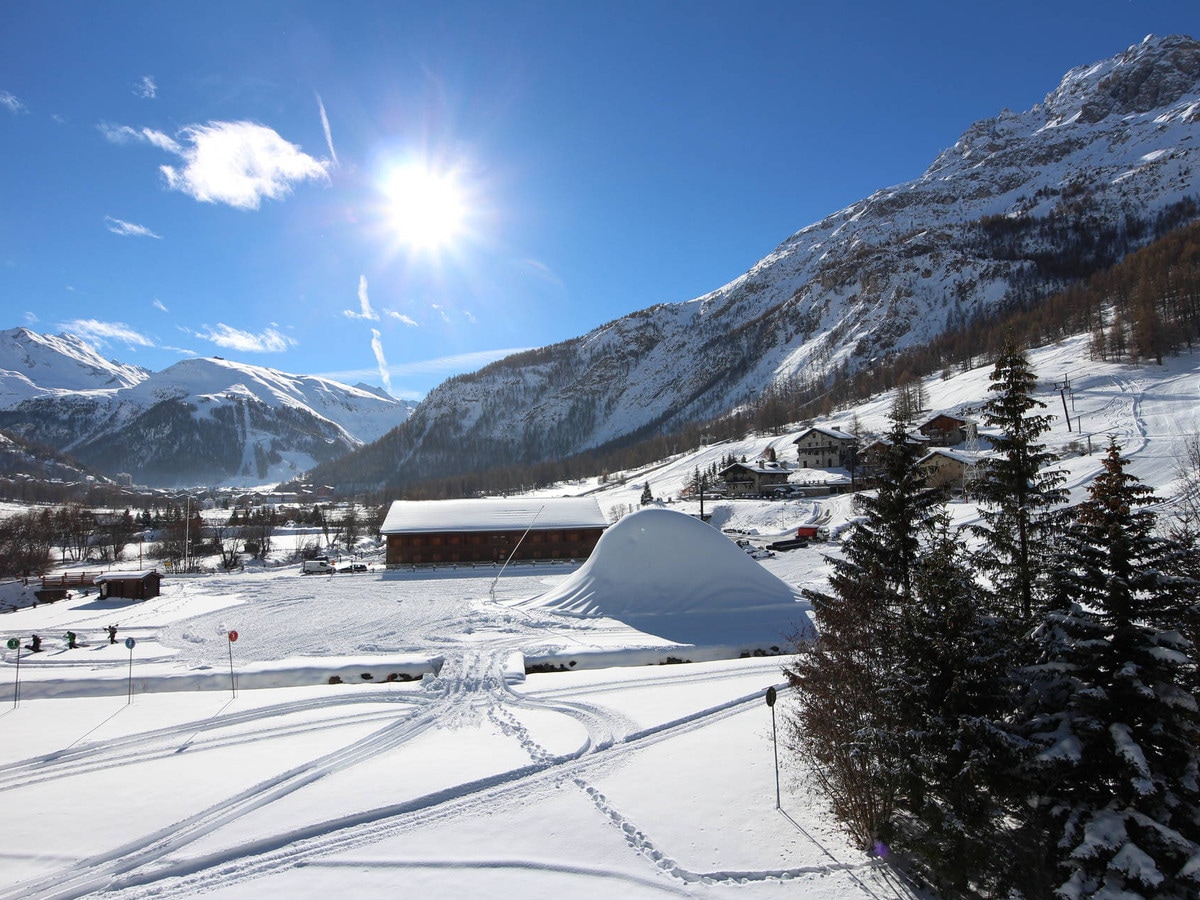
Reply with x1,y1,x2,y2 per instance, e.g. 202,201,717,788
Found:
518,507,812,647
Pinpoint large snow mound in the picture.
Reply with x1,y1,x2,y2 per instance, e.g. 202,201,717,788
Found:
518,507,812,647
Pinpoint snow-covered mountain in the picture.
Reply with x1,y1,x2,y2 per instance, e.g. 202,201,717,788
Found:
0,334,414,487
0,327,149,405
316,34,1200,490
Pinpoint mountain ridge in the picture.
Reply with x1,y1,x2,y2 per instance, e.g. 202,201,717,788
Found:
4,35,1199,493
308,33,1200,491
0,333,415,487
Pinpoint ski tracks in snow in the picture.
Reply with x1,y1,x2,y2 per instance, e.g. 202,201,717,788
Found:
3,647,893,899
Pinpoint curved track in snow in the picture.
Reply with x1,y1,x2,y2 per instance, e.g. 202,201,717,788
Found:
2,643,896,900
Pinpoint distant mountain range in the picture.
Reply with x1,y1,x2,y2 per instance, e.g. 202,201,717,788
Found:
0,328,414,487
3,35,1199,492
308,34,1200,490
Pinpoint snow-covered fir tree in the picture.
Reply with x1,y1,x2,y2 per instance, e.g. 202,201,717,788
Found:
785,419,942,851
971,341,1066,620
1020,440,1200,899
891,519,1022,895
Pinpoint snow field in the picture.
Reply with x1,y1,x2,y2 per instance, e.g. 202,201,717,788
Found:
4,335,1200,897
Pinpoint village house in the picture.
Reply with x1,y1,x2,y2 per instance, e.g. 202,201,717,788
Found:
859,433,931,468
917,448,991,496
381,497,608,566
916,413,977,447
792,426,858,469
718,459,793,498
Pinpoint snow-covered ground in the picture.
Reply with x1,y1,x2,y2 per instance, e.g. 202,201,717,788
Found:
2,335,1199,898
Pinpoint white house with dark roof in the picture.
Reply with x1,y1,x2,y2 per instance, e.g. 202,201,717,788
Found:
381,497,608,566
792,425,858,469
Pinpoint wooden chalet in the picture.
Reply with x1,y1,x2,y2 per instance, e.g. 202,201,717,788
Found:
94,571,164,601
382,497,608,566
718,459,792,498
917,413,977,447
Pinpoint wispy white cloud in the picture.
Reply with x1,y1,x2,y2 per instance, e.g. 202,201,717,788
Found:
344,275,378,320
386,310,419,327
98,122,180,153
193,323,296,353
1,91,26,114
432,304,451,325
134,76,157,99
463,310,477,324
159,121,329,209
152,299,169,313
61,319,156,348
317,347,530,387
105,216,161,239
316,93,338,167
370,329,392,395
521,258,566,289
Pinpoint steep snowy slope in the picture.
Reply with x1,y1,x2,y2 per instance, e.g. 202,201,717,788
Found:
0,327,149,406
317,34,1200,490
0,347,414,487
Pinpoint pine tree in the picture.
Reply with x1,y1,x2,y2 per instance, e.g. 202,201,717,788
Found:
784,419,942,850
891,519,1024,894
1020,440,1200,898
972,340,1066,619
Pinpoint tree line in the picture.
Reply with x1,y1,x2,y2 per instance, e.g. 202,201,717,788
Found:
784,343,1200,898
0,502,385,578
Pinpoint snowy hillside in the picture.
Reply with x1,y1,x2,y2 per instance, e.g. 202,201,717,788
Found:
121,357,409,447
0,327,148,405
0,337,414,487
320,34,1200,490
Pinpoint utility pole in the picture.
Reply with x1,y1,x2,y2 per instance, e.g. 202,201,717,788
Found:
1054,376,1073,433
184,495,190,573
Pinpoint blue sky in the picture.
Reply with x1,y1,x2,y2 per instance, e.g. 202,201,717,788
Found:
2,2,1196,399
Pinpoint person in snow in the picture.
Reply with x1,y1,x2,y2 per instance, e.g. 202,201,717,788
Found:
27,634,41,652
107,625,118,644
65,631,77,649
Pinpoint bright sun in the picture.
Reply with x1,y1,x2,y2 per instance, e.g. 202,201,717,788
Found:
383,164,467,251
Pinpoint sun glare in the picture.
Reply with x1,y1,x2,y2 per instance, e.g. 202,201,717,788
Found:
383,164,467,251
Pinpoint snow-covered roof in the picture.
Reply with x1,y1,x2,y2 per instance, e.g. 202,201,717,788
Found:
917,411,973,428
918,448,993,465
381,497,608,534
863,432,930,450
793,425,856,442
94,571,161,582
720,460,789,476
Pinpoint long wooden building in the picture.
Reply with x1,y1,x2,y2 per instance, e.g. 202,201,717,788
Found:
381,497,609,566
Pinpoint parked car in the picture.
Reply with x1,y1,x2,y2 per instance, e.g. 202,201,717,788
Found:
339,563,368,573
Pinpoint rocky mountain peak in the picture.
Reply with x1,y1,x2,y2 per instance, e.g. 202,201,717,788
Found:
1045,33,1200,124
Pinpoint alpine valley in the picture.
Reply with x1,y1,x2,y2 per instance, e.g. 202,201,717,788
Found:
4,34,1200,491
309,33,1200,492
0,328,414,487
